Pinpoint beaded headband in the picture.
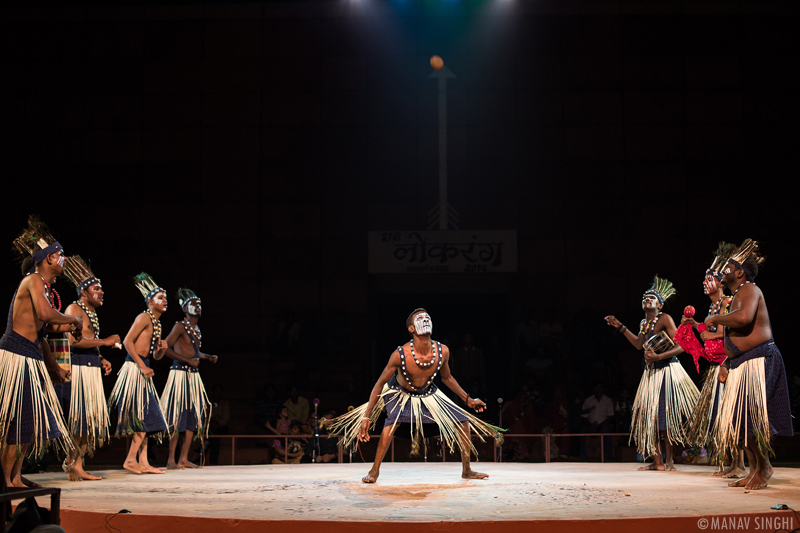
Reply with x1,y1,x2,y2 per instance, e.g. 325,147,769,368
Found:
77,277,101,295
134,272,165,305
644,275,676,305
63,256,101,295
176,287,199,310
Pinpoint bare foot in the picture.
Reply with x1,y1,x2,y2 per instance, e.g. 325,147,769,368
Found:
123,460,143,474
20,476,41,488
728,472,754,487
362,471,379,483
7,476,25,488
462,470,489,479
665,461,676,471
177,460,200,469
724,466,748,479
66,468,83,482
711,465,727,477
79,470,102,481
638,463,664,471
166,461,184,470
744,465,773,490
140,465,164,474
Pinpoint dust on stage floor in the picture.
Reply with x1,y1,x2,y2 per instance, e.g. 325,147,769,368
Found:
26,463,800,533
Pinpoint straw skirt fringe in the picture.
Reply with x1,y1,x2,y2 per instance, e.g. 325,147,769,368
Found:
68,363,110,452
630,360,699,458
327,383,503,457
686,365,724,448
108,361,167,442
713,357,770,459
159,369,211,438
0,349,74,458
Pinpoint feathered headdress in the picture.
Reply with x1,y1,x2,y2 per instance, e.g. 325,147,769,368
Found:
176,287,199,310
706,242,737,281
63,256,100,295
134,272,165,304
12,215,63,274
644,275,676,305
727,239,765,280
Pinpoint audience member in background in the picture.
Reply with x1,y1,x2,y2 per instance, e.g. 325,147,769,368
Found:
305,411,339,463
581,383,615,459
284,386,310,424
272,422,305,464
266,406,291,449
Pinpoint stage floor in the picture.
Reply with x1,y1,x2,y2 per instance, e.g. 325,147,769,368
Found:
27,462,800,532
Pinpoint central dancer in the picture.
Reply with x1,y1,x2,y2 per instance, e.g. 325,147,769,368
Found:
327,309,502,483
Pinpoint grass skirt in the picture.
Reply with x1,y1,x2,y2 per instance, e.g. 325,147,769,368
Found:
0,349,74,459
159,368,211,438
687,365,724,448
630,359,699,458
68,363,110,453
326,382,503,458
108,361,167,442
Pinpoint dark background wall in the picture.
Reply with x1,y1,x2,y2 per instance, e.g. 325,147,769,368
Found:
2,0,798,423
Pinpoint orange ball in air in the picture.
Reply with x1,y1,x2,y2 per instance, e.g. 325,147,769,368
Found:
430,55,444,70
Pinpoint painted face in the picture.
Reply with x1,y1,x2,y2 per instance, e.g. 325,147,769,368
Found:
186,299,202,317
413,312,433,336
150,292,168,313
87,283,104,307
641,293,660,310
50,250,65,275
703,274,718,295
720,262,736,288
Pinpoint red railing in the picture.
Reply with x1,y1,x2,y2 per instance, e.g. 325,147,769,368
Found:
206,432,631,465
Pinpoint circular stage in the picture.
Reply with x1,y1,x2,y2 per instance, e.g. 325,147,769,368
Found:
27,462,800,533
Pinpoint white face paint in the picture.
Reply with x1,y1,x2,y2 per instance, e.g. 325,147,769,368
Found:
641,293,660,310
56,255,65,267
152,292,167,312
187,301,202,317
703,274,718,295
413,313,433,335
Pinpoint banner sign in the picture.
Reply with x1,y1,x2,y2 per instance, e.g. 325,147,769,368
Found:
368,230,517,274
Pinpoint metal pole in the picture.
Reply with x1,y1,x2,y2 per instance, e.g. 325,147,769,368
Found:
545,435,550,463
438,74,447,230
601,434,605,463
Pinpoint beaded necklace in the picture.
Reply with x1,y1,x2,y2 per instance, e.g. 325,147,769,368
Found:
38,275,61,311
729,281,752,305
398,341,442,392
709,295,725,316
145,309,162,357
182,318,202,350
76,300,99,338
639,313,662,339
410,340,433,367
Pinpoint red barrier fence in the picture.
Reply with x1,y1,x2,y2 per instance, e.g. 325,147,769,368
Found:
207,432,632,465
